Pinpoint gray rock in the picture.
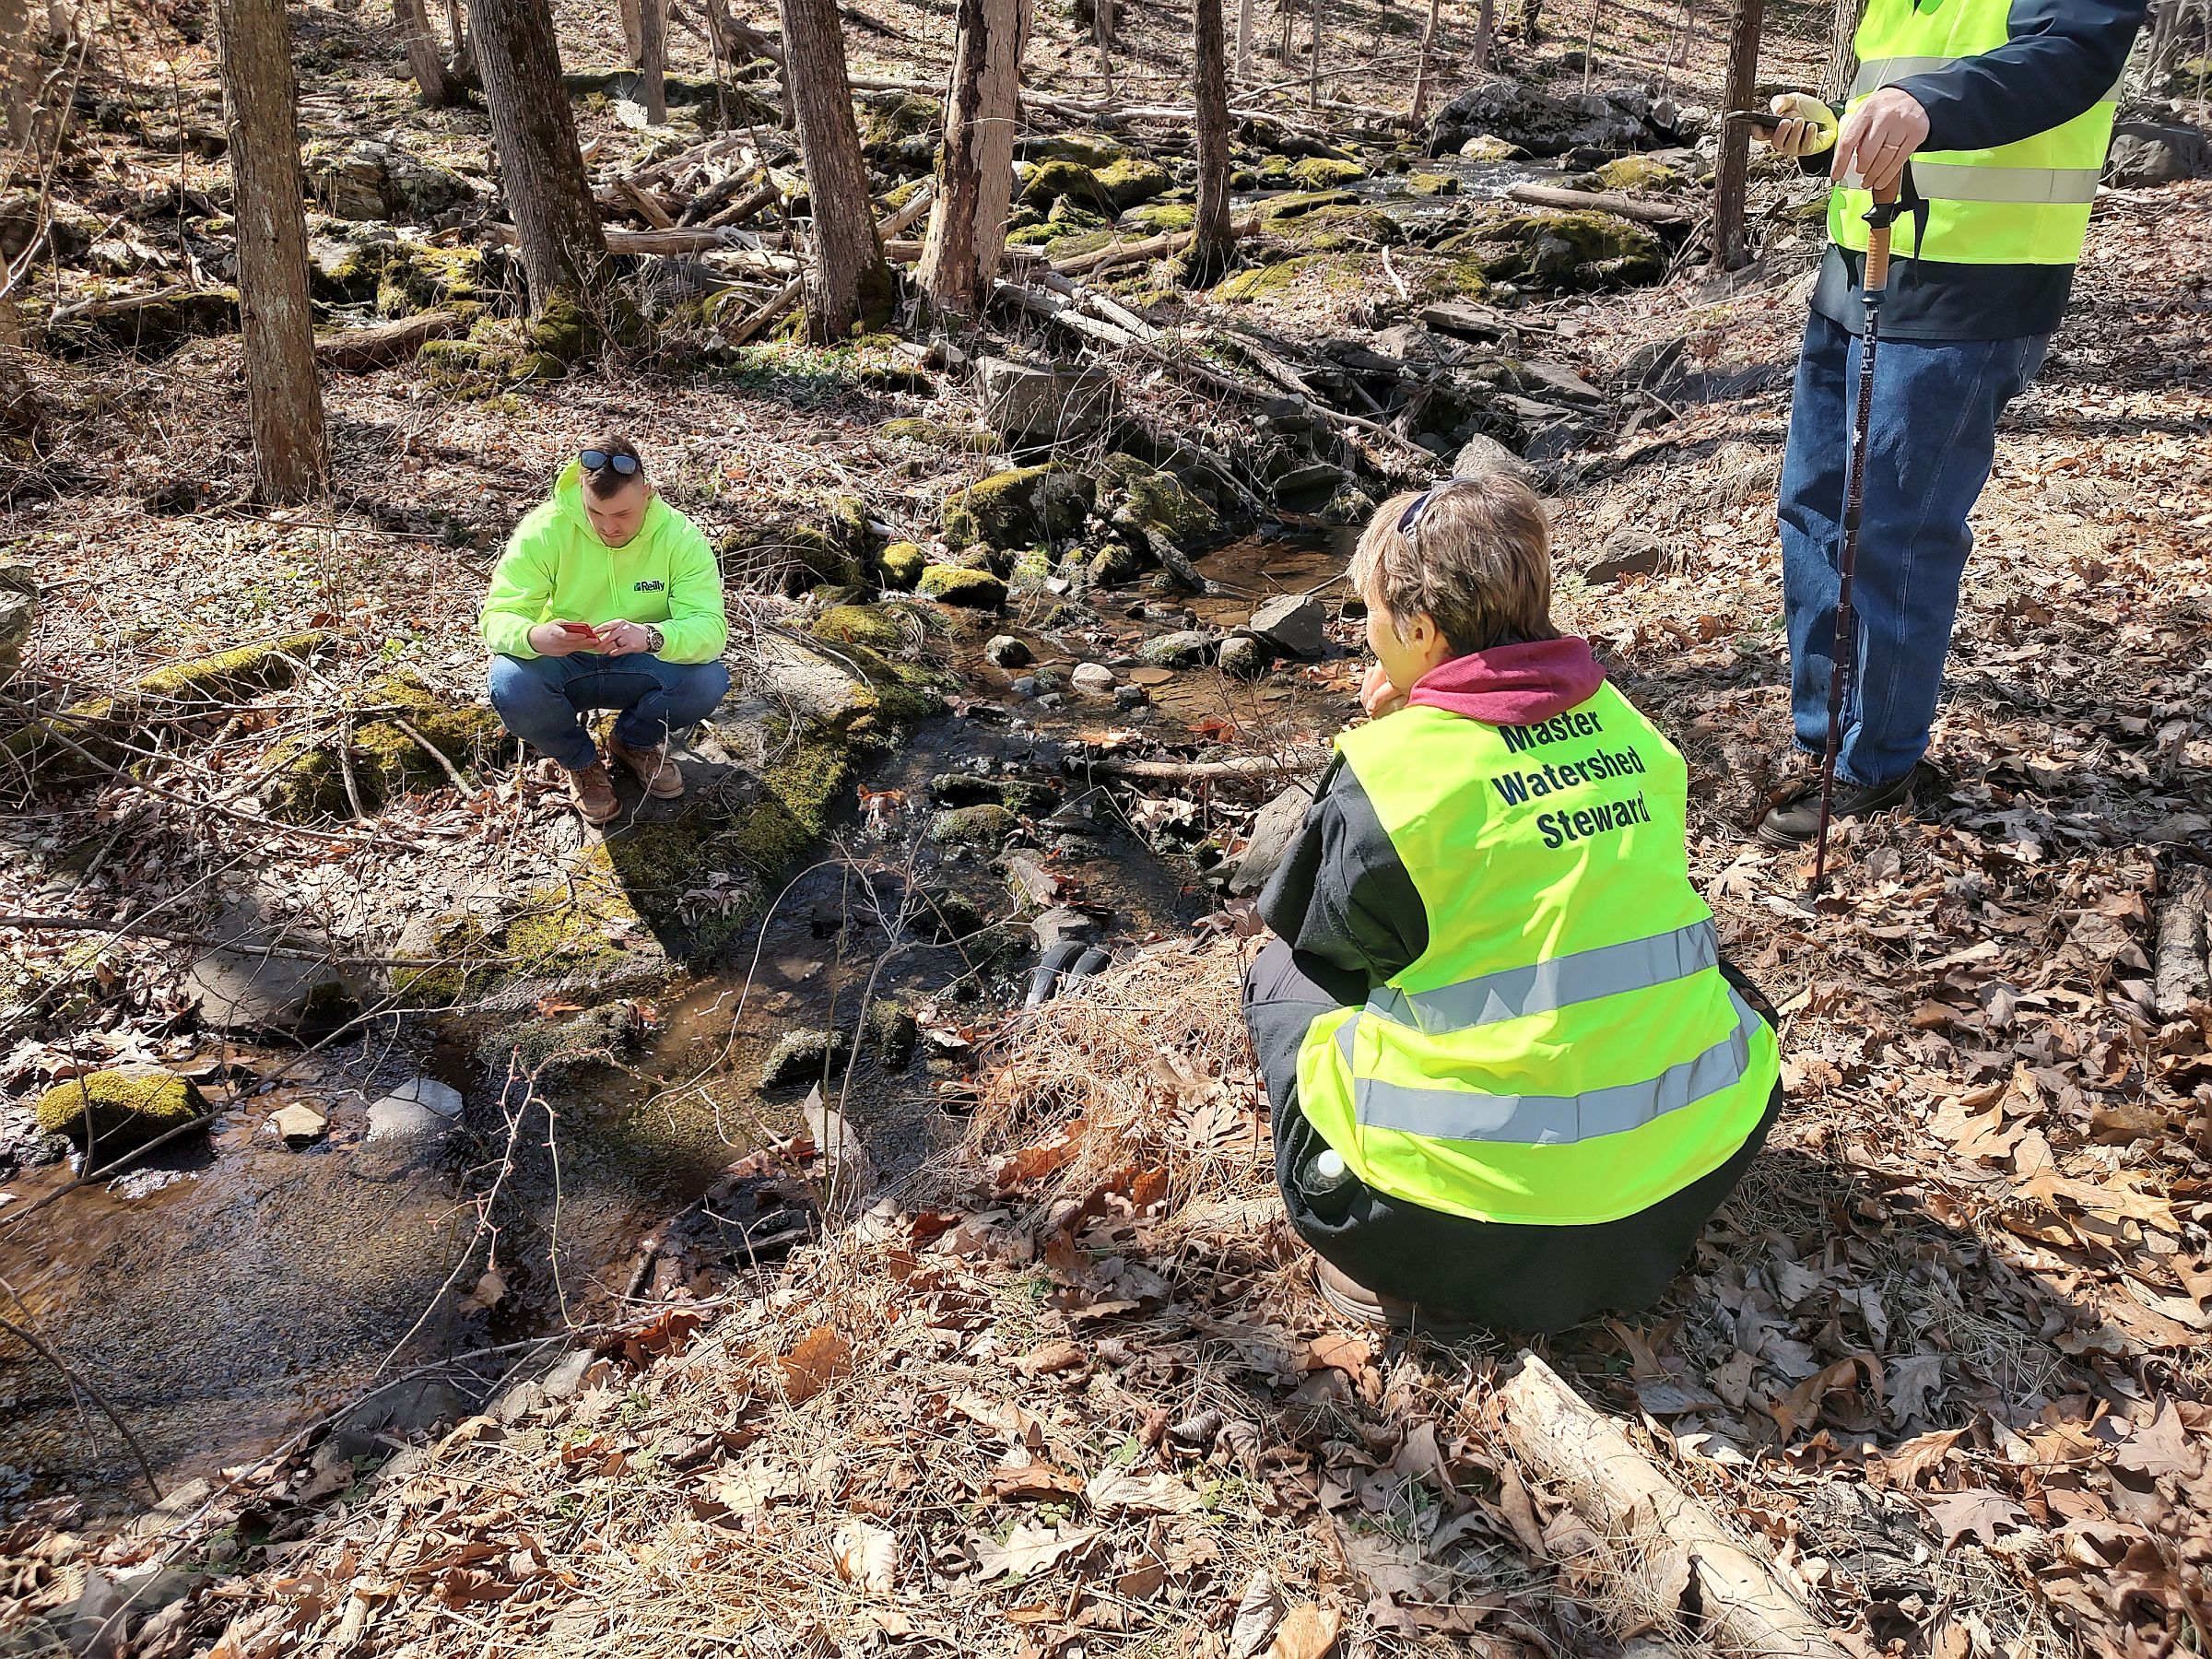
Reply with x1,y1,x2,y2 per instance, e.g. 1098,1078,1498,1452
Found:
539,1347,595,1401
2106,120,2210,187
1218,634,1267,679
0,564,34,682
1070,662,1118,692
67,1566,202,1659
1113,682,1148,709
976,354,1117,443
1030,905,1100,953
759,1027,853,1088
1139,629,1214,668
1320,482,1377,527
1270,462,1352,503
184,942,353,1038
304,138,476,223
984,634,1033,669
1450,432,1534,488
1515,359,1606,407
1242,594,1327,660
1006,851,1064,907
1370,324,1454,363
1583,528,1674,584
329,1378,463,1460
1227,781,1320,896
365,1077,463,1142
269,1103,328,1147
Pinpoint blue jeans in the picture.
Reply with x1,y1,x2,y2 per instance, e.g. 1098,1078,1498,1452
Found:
1780,311,2047,788
487,652,731,772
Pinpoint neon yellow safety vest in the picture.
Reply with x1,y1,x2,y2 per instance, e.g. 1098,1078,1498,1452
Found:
1294,687,1780,1227
1830,0,2119,267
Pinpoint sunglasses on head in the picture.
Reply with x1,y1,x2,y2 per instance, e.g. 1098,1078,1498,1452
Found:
580,449,641,477
1397,477,1481,541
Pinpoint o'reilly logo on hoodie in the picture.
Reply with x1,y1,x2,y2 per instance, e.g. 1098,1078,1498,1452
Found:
634,579,665,592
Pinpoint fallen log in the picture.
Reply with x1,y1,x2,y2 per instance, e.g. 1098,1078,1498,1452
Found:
313,312,462,372
724,184,934,346
1073,751,1324,782
2156,867,2209,1019
1050,214,1259,277
1498,1353,1851,1659
1504,182,1692,225
482,222,758,255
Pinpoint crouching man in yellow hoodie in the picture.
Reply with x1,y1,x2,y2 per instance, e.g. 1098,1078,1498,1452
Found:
479,437,731,825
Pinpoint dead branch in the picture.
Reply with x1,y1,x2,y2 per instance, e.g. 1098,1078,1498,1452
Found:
313,312,461,372
2156,866,2209,1019
0,912,513,968
1072,751,1324,782
1506,182,1693,224
1498,1352,1852,1659
725,183,934,346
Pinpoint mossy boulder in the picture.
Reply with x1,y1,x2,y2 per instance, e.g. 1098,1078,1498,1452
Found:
1459,135,1530,161
1046,194,1113,234
1099,453,1218,556
1449,209,1665,290
919,566,1008,609
865,999,917,1069
263,672,504,822
724,495,875,592
1404,171,1460,196
759,1026,853,1088
1259,188,1360,222
310,240,486,318
878,417,997,453
940,465,1096,548
1031,133,1126,169
930,803,1016,847
1125,202,1196,234
49,286,240,359
811,603,914,651
478,1000,642,1076
1021,159,1112,213
1592,154,1691,194
1273,204,1403,253
35,1066,205,1151
1213,253,1367,302
1097,156,1171,209
876,541,926,590
1288,156,1367,189
861,93,944,171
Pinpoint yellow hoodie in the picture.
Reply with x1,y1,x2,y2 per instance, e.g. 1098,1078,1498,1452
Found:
479,460,729,664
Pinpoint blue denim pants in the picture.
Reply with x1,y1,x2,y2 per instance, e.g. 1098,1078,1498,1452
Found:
487,652,731,772
1780,310,2048,788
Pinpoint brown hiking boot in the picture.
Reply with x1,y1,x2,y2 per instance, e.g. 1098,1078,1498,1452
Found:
567,760,620,825
606,734,684,799
1313,1259,1476,1341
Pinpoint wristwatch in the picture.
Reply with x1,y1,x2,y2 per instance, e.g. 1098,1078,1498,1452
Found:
644,624,665,654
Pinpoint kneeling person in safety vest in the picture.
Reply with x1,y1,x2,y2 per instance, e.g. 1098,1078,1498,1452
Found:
1243,476,1783,1335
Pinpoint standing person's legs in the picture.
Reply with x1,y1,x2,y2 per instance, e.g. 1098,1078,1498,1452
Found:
1780,313,2048,790
488,653,599,771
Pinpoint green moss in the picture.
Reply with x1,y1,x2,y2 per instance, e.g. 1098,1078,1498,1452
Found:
1097,156,1171,209
1458,135,1529,161
1404,171,1459,196
1259,188,1360,222
1099,453,1218,554
862,92,942,149
865,999,917,1068
811,603,912,651
941,465,1096,548
1288,157,1366,189
919,565,1007,608
1212,253,1368,301
1089,540,1146,584
724,728,855,875
877,540,926,590
1273,204,1403,253
263,673,503,822
760,1027,852,1088
1592,155,1689,194
878,417,998,453
479,1001,641,1074
1125,202,1196,234
34,1067,205,1149
1021,159,1111,213
1448,209,1665,290
1031,133,1126,169
930,803,1016,846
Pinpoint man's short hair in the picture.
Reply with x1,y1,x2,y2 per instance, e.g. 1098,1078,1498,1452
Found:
582,433,646,501
1349,474,1558,656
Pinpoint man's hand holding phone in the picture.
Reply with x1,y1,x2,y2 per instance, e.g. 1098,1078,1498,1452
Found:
529,619,600,656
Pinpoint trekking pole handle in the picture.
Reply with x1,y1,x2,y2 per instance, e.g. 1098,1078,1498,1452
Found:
1863,177,1902,295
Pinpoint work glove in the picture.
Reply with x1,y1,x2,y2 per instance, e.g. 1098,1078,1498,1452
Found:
1766,92,1840,159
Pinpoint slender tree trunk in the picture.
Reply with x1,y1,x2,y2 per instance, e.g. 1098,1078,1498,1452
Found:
444,0,477,78
639,0,666,121
1578,0,1598,92
1821,0,1860,99
394,0,465,106
1234,0,1253,80
0,0,32,147
1470,0,1495,68
1189,0,1233,285
618,0,641,61
1307,0,1320,109
469,0,612,312
779,0,890,338
917,0,1029,315
1408,0,1443,121
1093,0,1116,97
213,0,326,502
1712,0,1765,270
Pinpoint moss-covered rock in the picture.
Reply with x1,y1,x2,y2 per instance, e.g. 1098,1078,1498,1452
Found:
878,417,998,453
478,1000,642,1075
876,541,926,591
1273,203,1403,253
724,495,875,592
1031,133,1126,169
1046,194,1113,234
1097,156,1171,209
263,672,504,822
861,93,943,172
1099,453,1218,556
811,603,914,651
930,803,1016,847
1125,202,1196,234
1404,171,1460,196
1459,135,1530,162
1448,209,1665,291
919,566,1007,609
1288,156,1367,189
865,999,917,1069
1212,253,1369,302
1021,159,1112,213
1591,154,1691,194
940,465,1096,548
49,286,240,359
34,1066,205,1151
1259,188,1361,222
759,1026,853,1088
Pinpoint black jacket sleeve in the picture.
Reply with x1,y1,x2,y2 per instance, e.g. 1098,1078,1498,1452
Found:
1892,0,2147,154
1254,756,1429,1008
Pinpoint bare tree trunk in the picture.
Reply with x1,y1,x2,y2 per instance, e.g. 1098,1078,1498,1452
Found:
1307,0,1320,109
779,0,890,338
443,0,477,78
394,0,465,106
0,0,32,147
1821,0,1860,99
917,0,1030,315
1408,0,1443,122
1189,0,1233,284
1093,0,1116,97
1712,0,1765,270
1234,0,1253,79
1470,0,1495,68
468,0,613,313
639,0,666,121
213,0,327,502
1519,0,1540,45
618,0,641,61
1578,0,1598,91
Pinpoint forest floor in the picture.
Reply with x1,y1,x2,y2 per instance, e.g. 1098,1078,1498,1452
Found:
0,0,2208,1656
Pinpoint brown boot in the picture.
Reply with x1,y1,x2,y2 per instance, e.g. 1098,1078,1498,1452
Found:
1313,1260,1476,1341
566,760,620,825
607,734,684,799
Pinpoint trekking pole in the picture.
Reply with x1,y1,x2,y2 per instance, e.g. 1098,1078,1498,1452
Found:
1810,174,1901,896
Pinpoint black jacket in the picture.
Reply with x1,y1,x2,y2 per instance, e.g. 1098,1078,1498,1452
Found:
1810,0,2147,340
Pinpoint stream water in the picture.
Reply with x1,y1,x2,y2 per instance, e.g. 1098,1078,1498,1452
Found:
0,529,1357,1520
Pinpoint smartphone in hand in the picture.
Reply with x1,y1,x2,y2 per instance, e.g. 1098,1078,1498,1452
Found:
559,621,597,636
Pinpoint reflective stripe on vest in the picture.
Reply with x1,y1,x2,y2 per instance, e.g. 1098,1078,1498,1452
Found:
1365,916,1718,1035
1339,988,1761,1146
1851,56,2125,104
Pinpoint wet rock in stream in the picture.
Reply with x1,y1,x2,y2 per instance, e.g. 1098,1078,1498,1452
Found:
32,1066,206,1152
1241,594,1328,661
759,1028,854,1089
